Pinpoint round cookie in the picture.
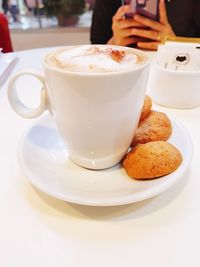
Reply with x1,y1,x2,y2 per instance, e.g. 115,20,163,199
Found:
123,141,183,179
140,95,152,121
132,110,172,147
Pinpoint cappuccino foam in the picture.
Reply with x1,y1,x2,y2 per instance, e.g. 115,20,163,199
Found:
46,45,147,73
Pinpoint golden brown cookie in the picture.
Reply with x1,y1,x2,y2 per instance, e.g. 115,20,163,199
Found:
132,110,172,147
123,141,183,179
140,95,152,121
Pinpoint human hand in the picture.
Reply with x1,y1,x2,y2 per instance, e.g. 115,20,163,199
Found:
108,5,145,46
132,0,176,50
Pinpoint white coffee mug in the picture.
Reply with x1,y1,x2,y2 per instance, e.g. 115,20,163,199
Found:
148,62,200,109
8,45,150,169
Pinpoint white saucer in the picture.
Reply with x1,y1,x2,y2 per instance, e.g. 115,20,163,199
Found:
18,114,193,206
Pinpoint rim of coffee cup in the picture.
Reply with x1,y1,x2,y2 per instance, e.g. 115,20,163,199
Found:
43,45,150,76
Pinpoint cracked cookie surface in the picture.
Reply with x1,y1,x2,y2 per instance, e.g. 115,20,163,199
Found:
123,141,183,179
132,110,172,147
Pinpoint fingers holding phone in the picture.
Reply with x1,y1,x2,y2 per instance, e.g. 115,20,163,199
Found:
134,0,175,35
111,0,176,50
132,0,175,49
108,5,144,46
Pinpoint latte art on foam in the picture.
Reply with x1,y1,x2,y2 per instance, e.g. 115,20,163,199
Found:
46,45,147,73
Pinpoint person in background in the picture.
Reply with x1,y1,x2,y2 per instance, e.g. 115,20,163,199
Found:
8,0,19,22
26,0,44,16
23,0,32,12
91,0,200,50
2,0,9,15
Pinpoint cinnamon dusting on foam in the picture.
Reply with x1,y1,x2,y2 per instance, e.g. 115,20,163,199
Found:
111,50,125,63
46,45,147,73
88,46,126,63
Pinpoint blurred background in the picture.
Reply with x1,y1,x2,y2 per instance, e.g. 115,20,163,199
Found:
0,0,95,51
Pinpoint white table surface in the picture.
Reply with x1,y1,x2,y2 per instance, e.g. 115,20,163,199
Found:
0,47,200,267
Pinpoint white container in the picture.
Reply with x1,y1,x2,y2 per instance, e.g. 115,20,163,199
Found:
148,62,200,109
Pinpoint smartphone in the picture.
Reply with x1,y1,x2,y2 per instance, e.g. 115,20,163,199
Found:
123,0,159,21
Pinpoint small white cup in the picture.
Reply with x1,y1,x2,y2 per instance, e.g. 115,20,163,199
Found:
148,62,200,109
8,45,150,169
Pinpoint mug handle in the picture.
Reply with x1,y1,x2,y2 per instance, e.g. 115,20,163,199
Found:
7,69,49,119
